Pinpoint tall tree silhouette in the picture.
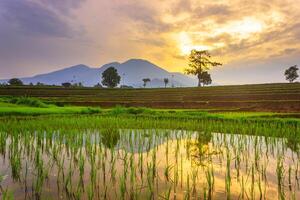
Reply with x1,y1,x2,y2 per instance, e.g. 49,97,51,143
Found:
163,78,169,88
185,50,221,87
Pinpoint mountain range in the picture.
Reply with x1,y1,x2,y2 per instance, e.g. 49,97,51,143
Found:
1,59,197,87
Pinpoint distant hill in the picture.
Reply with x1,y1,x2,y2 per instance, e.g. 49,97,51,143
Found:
0,59,197,87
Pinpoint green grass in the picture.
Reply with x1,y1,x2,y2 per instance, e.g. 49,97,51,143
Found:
0,97,102,116
106,106,300,122
0,106,102,116
0,97,299,123
0,114,298,140
9,96,49,108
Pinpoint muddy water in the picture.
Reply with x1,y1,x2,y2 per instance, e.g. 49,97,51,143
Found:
0,130,299,199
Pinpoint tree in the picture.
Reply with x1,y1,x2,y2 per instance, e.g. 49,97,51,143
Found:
0,82,8,87
36,82,45,86
200,72,212,86
142,78,151,88
101,67,120,88
62,82,71,88
94,83,103,88
8,78,23,86
285,65,299,83
185,49,221,87
163,78,169,88
73,82,83,87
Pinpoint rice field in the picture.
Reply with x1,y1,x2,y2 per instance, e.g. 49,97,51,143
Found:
0,84,299,199
1,83,300,111
0,115,299,200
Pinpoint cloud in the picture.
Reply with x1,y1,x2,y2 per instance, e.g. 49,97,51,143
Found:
0,0,84,38
40,0,85,14
115,2,172,33
1,0,300,84
0,0,88,79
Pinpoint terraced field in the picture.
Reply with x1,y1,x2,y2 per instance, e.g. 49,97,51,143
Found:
0,83,299,112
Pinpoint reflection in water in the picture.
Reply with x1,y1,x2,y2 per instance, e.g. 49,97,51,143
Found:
286,137,300,153
0,129,299,199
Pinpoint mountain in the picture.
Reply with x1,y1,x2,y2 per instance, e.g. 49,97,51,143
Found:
0,59,197,87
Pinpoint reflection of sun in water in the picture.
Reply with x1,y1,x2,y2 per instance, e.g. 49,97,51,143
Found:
178,17,265,55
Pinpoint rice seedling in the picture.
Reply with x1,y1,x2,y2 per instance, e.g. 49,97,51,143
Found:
0,113,299,199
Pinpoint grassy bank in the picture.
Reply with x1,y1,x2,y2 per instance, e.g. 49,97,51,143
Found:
0,96,299,142
1,97,299,122
0,97,101,116
0,97,298,136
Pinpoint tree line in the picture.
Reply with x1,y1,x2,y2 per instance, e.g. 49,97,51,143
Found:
3,50,299,87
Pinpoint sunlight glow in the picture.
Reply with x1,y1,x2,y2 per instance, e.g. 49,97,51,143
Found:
177,18,264,55
179,32,224,55
216,18,264,38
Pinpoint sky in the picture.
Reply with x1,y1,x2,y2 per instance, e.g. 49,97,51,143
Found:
0,0,300,84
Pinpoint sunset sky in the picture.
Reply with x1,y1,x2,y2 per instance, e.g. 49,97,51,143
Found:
0,0,300,84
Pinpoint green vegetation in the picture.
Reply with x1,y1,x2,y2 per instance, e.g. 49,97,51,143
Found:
8,96,49,107
1,113,298,138
0,97,101,116
0,115,299,199
1,97,299,123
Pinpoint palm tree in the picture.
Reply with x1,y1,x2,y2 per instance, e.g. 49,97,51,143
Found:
142,78,151,88
185,50,221,87
163,78,169,88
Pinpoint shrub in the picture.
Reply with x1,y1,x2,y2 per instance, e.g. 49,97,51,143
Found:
127,107,153,115
110,106,155,115
110,105,127,115
80,107,102,114
9,97,48,108
54,102,65,107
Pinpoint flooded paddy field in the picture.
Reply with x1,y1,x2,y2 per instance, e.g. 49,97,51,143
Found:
0,121,299,200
